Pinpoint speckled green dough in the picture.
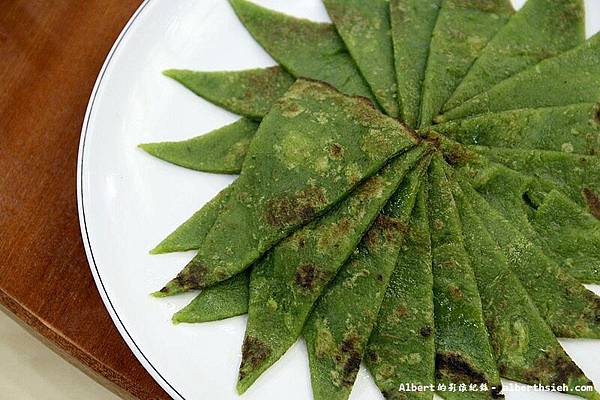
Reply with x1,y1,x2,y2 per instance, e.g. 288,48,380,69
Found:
139,118,258,174
390,0,442,129
472,145,600,218
450,175,599,399
469,166,600,284
323,0,399,117
530,190,600,284
418,0,513,127
163,67,294,120
236,145,429,393
365,188,434,400
458,178,600,339
435,103,600,155
439,33,600,122
149,185,232,254
172,270,250,324
157,80,419,297
303,161,427,400
444,0,585,111
427,156,501,400
229,0,376,105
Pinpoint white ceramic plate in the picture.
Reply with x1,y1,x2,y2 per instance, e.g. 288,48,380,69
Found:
78,1,600,399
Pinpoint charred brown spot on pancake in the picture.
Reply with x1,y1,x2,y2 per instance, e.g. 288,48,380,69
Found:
523,345,587,388
583,188,600,220
174,261,208,290
366,215,407,248
448,285,464,300
436,352,487,385
339,333,362,388
420,326,433,337
395,304,409,318
265,186,326,227
329,143,344,159
295,264,324,290
443,145,474,166
367,350,379,364
239,336,271,381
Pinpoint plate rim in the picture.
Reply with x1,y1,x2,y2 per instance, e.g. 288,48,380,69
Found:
76,1,183,398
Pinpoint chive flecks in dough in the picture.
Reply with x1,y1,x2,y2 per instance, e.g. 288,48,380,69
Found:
236,145,429,393
172,270,250,324
427,156,501,400
229,0,377,105
435,103,600,155
139,118,258,174
365,188,434,400
449,172,599,400
390,0,442,129
458,178,600,339
323,0,399,117
303,160,428,400
444,0,585,112
149,185,233,254
418,0,513,127
163,67,294,120
439,32,600,122
156,80,419,297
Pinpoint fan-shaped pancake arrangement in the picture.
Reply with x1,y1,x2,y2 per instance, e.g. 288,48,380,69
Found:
139,0,600,399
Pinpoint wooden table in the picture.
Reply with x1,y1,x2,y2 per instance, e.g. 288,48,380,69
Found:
0,1,170,399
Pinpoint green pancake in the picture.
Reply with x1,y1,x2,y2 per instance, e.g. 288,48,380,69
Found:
444,0,585,111
458,178,600,339
418,0,513,127
229,0,376,104
468,165,600,284
365,187,435,400
427,156,501,400
139,118,258,174
172,270,250,324
472,145,600,218
529,190,600,284
303,160,427,400
450,172,598,399
323,0,399,117
439,32,600,122
435,103,600,155
390,0,442,129
149,184,233,254
236,145,429,393
164,67,294,120
156,80,419,297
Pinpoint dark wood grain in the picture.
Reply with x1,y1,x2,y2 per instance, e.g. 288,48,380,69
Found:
0,1,170,399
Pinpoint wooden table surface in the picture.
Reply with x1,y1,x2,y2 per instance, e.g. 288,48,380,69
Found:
0,1,170,399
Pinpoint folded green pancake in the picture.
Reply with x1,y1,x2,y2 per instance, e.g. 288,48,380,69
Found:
390,0,442,129
323,0,399,117
418,0,513,127
163,67,294,120
140,118,258,174
435,103,600,155
450,172,598,400
444,0,585,111
439,32,600,122
365,187,435,400
427,156,501,400
458,177,600,339
156,80,419,297
229,0,376,104
236,145,428,393
303,160,427,400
